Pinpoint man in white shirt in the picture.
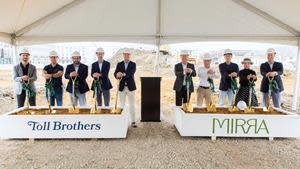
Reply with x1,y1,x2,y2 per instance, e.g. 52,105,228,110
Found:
196,53,217,106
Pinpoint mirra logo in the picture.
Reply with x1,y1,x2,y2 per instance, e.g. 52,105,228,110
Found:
212,118,269,134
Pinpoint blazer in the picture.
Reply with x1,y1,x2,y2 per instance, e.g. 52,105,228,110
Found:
173,62,196,92
218,62,239,91
114,61,136,91
91,60,113,91
65,63,89,94
260,61,284,93
13,63,37,95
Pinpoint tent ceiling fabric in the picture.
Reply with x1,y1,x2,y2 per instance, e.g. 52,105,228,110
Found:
0,0,299,45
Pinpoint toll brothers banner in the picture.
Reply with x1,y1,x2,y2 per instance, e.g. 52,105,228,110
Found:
0,112,129,139
174,107,300,139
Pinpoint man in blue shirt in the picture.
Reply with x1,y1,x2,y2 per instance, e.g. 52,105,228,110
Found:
260,48,284,108
43,50,64,106
91,47,113,107
218,49,239,106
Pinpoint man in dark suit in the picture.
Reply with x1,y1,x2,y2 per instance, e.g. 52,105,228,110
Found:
173,50,196,106
114,49,137,127
65,51,89,106
91,47,113,107
218,49,239,106
260,48,284,108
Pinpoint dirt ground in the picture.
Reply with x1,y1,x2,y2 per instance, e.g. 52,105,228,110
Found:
0,67,300,169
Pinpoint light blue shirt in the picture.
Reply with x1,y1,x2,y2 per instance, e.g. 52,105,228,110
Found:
124,61,130,70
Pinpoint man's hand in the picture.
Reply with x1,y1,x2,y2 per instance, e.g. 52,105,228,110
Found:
267,72,276,77
21,75,29,81
247,74,252,80
44,74,52,80
207,69,214,74
70,71,78,77
184,68,192,74
53,71,63,78
93,72,102,78
116,72,123,79
229,72,237,77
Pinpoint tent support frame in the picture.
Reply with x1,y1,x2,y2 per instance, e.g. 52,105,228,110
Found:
15,0,86,37
292,39,300,111
232,0,300,36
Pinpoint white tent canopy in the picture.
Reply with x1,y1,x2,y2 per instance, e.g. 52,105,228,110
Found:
0,0,300,110
0,0,300,45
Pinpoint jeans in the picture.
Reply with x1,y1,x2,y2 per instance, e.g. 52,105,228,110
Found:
16,90,36,108
219,89,234,106
262,92,281,108
96,89,110,107
68,89,87,106
50,92,63,106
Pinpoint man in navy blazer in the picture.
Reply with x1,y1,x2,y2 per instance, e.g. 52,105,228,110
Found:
260,48,284,108
91,47,113,107
114,49,137,127
65,51,89,106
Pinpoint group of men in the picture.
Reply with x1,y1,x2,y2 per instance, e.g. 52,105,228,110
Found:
13,48,138,127
173,48,284,108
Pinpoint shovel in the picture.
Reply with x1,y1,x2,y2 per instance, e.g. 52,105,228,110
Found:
68,76,79,113
45,79,56,114
207,93,217,112
111,77,123,114
182,74,193,112
266,76,275,112
244,78,255,113
228,77,239,113
23,81,35,114
90,77,102,114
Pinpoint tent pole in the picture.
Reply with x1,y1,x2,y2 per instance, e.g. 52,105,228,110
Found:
154,0,161,76
11,35,18,66
292,39,300,111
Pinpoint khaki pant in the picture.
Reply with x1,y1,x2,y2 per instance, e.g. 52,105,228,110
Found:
197,87,212,107
119,87,136,123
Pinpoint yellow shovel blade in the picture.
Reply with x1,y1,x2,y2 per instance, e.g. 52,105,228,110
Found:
111,108,123,114
228,106,238,113
207,104,217,112
267,106,274,112
182,103,193,112
69,107,79,113
244,107,255,114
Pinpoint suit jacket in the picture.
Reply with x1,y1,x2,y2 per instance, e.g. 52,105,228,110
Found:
114,61,136,91
173,62,196,92
13,63,37,95
260,61,284,93
218,62,239,91
91,60,113,91
65,63,89,94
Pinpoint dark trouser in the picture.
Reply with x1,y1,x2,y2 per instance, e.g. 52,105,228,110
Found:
16,90,36,108
175,86,191,106
50,92,63,106
96,89,110,107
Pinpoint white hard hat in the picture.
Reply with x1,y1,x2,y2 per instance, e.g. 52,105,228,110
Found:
237,101,247,110
180,50,190,56
223,49,232,55
266,48,276,55
123,48,131,54
96,47,104,53
19,48,30,55
71,51,81,57
202,53,212,60
49,50,58,57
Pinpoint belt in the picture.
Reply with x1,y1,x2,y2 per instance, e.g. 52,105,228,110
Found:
199,86,210,89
